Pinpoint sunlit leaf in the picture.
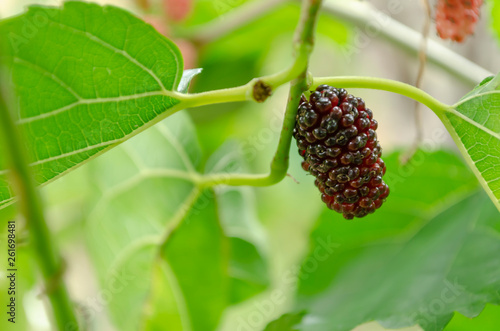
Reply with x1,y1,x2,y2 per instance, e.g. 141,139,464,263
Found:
144,189,230,331
439,74,500,211
84,117,268,330
0,1,184,207
205,142,269,304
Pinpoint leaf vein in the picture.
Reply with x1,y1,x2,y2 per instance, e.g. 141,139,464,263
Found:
49,18,171,92
448,109,500,140
13,57,83,101
155,125,196,173
17,91,167,124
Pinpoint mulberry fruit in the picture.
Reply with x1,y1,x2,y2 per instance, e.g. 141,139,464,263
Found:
163,0,192,22
435,0,483,43
293,85,389,220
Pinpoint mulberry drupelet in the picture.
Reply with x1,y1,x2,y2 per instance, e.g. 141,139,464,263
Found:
293,85,389,219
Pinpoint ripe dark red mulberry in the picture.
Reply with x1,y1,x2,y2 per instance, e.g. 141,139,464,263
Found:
293,85,389,220
435,0,483,43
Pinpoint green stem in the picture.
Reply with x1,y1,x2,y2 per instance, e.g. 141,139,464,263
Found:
198,79,307,188
175,55,310,107
176,84,250,108
313,76,451,114
173,3,320,107
0,87,78,329
199,74,454,188
199,0,322,188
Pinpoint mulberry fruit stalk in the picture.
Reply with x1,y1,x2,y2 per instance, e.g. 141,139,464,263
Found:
435,0,483,43
293,85,389,220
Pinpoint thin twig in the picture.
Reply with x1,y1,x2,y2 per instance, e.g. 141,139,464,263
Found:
287,173,300,184
321,0,492,85
179,0,491,85
401,0,432,164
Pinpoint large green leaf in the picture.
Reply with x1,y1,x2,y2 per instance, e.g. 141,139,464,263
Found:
144,188,231,331
143,142,270,330
295,193,500,331
84,112,268,330
84,111,199,331
204,142,269,304
0,1,183,207
278,151,500,331
439,75,500,211
299,150,478,252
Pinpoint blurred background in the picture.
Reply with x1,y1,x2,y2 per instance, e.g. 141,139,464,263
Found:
0,0,499,330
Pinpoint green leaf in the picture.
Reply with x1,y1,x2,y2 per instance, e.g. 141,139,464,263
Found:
83,112,268,330
444,304,500,331
263,311,307,331
144,142,270,330
0,1,183,207
183,0,250,26
295,193,500,331
144,188,230,331
85,112,199,331
141,262,185,331
439,74,500,212
295,150,479,296
301,150,478,251
204,142,270,304
460,75,496,100
289,151,500,331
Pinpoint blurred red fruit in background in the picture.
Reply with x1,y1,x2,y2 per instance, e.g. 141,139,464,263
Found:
435,0,483,42
163,0,192,22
